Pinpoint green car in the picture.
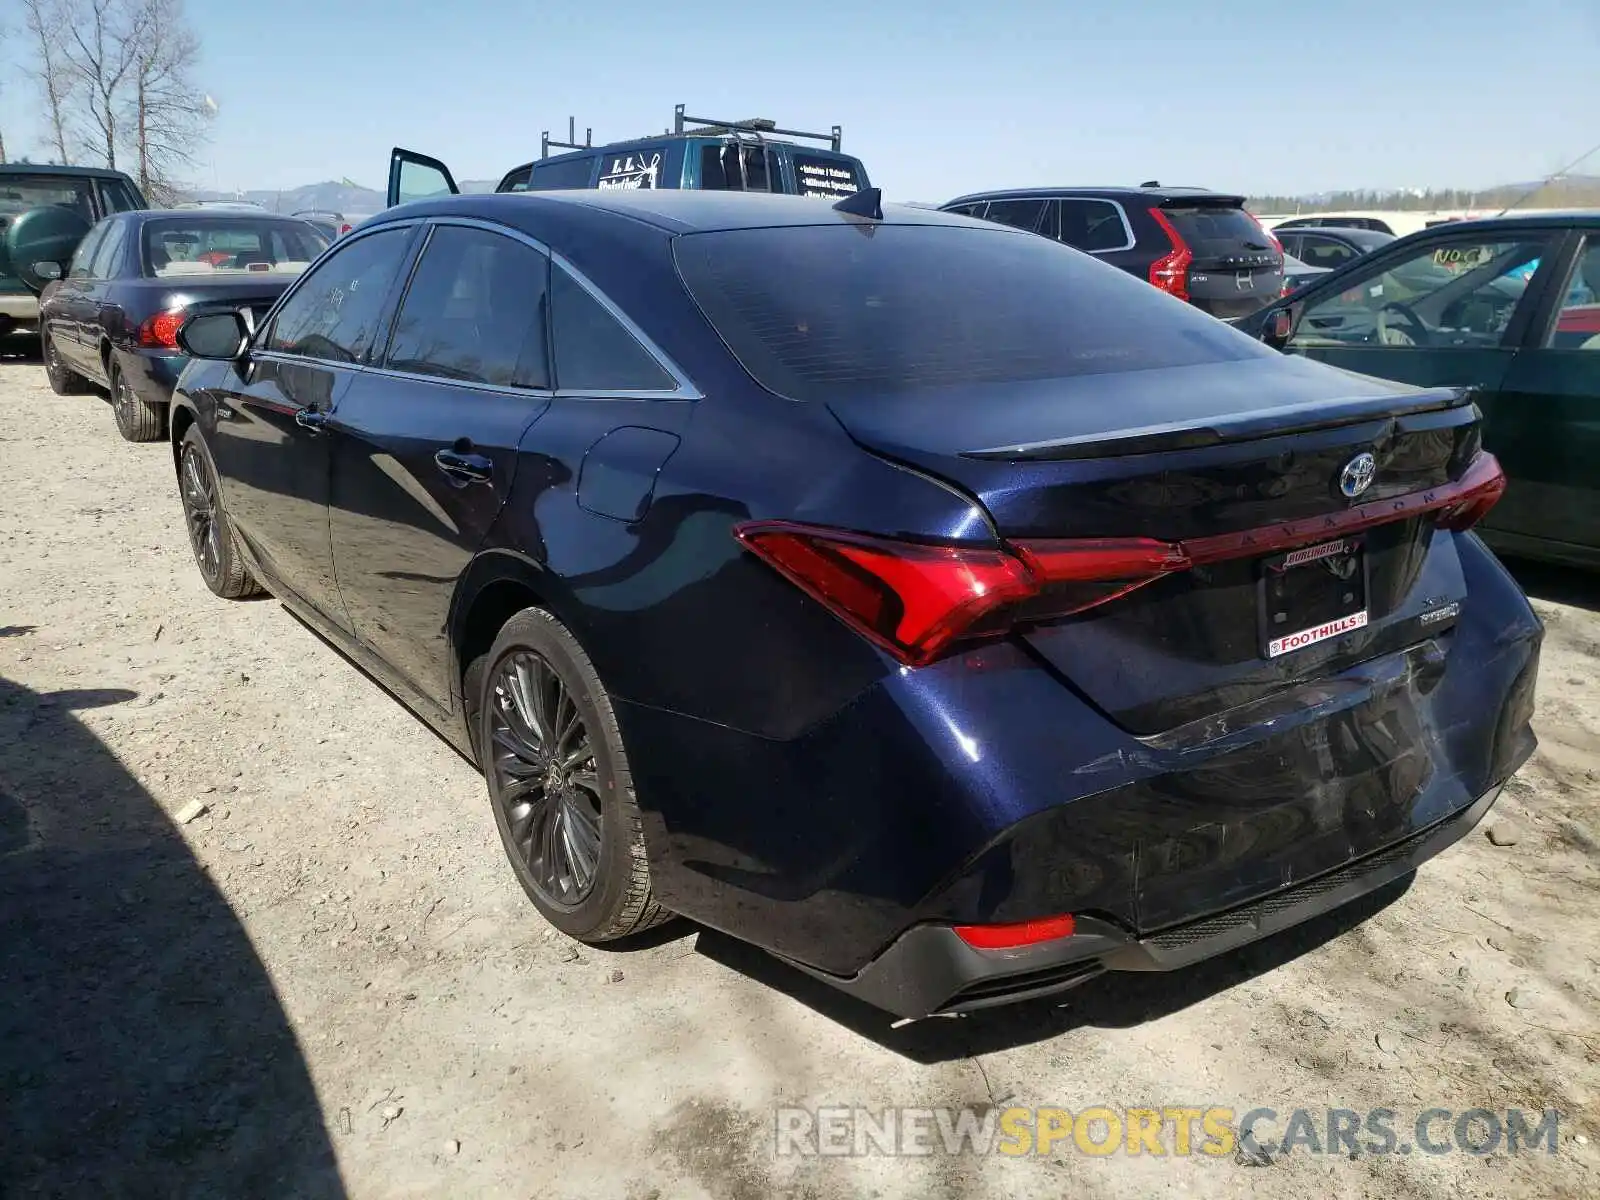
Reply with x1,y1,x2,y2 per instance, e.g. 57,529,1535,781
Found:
1240,213,1600,569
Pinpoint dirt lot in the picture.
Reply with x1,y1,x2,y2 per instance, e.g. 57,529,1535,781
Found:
0,342,1596,1200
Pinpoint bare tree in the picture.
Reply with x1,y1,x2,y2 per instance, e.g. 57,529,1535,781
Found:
58,0,151,170
126,0,211,203
22,0,78,163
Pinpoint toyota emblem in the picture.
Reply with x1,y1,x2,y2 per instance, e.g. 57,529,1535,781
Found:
1339,452,1377,499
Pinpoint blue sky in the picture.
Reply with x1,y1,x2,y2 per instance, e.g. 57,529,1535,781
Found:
3,0,1597,200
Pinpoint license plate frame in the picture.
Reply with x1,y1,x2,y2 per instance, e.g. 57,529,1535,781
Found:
1258,537,1370,659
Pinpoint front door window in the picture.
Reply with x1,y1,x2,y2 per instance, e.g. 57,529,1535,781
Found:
1291,237,1550,350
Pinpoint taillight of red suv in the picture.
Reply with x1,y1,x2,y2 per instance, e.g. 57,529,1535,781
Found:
1147,208,1192,301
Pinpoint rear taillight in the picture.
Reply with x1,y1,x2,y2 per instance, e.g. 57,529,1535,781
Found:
955,915,1077,949
1147,208,1192,300
735,453,1506,667
138,309,185,349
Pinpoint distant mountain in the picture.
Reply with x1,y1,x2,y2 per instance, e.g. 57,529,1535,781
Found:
189,180,385,216
1248,174,1600,215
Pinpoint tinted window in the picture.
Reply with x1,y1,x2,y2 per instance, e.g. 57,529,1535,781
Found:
1056,199,1130,252
1162,205,1275,253
699,144,775,192
551,267,675,392
498,165,534,192
90,222,127,278
790,153,864,199
140,218,326,278
266,227,411,363
673,224,1261,403
1546,237,1600,350
529,156,596,190
983,198,1047,233
66,225,108,280
945,202,988,218
1292,237,1549,350
1296,234,1359,270
98,178,144,213
0,174,96,222
386,225,550,388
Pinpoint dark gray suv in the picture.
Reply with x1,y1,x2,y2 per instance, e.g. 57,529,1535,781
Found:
940,184,1285,321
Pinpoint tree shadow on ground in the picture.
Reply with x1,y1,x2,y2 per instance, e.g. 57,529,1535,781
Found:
0,674,345,1197
696,877,1413,1064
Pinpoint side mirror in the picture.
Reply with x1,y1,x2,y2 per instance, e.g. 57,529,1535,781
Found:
33,261,62,282
177,310,251,360
1260,306,1296,350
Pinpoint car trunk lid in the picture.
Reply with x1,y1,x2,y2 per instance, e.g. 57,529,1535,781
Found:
1158,197,1283,319
825,355,1485,735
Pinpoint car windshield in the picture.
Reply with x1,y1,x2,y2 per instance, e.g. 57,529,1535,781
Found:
141,218,328,277
0,175,96,221
673,223,1264,402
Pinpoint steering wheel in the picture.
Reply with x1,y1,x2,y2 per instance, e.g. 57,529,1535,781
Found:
1376,301,1430,347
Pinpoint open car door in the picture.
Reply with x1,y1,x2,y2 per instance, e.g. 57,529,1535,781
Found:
387,148,459,209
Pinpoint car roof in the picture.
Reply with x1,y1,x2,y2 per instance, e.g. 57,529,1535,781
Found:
1391,211,1600,236
135,208,318,222
377,189,972,235
942,185,1245,206
0,162,134,180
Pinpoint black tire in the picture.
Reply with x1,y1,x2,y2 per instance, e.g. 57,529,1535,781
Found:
177,425,262,599
41,328,88,395
110,358,165,442
476,608,668,942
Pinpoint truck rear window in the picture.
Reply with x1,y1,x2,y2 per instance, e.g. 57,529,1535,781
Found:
673,224,1261,402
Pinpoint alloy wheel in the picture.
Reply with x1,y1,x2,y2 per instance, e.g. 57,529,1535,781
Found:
179,443,223,583
489,650,604,908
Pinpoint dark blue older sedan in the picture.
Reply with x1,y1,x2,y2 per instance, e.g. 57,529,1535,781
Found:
166,189,1539,1019
33,209,327,440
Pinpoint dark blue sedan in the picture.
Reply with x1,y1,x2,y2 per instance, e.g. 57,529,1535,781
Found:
166,189,1540,1019
35,210,327,441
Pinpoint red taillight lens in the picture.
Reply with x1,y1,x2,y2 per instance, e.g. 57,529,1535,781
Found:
734,525,1184,666
138,310,185,349
733,524,1037,666
1432,450,1506,531
955,915,1077,950
736,453,1506,667
1147,208,1192,300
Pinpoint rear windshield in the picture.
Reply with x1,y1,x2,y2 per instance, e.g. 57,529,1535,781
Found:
790,153,866,199
673,224,1262,402
0,175,96,223
1162,204,1273,250
141,217,328,278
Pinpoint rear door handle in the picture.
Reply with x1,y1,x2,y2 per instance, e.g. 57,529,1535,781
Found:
294,408,330,432
434,448,493,484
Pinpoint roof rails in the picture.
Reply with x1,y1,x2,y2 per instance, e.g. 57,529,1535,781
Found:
540,117,594,160
674,104,843,153
537,105,846,160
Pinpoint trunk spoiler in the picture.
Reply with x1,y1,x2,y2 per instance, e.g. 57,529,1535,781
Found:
961,387,1477,462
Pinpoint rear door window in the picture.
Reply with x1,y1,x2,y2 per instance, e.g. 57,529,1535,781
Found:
89,222,128,278
97,178,144,213
982,198,1048,233
699,143,778,192
266,227,412,364
385,225,550,388
672,224,1259,403
1297,233,1360,270
1546,237,1600,350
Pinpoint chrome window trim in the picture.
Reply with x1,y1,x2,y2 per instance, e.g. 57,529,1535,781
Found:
255,218,423,357
253,214,701,400
1052,196,1137,254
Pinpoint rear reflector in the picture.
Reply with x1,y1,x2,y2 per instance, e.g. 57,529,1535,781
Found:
735,452,1505,667
955,915,1077,950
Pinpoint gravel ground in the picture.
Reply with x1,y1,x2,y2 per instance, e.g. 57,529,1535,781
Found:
1,340,1597,1200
